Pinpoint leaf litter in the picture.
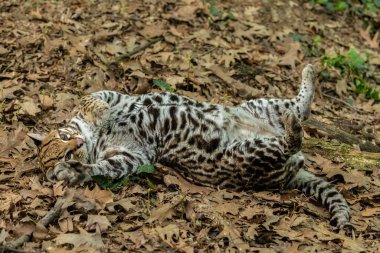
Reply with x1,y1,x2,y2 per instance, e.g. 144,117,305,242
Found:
0,0,379,252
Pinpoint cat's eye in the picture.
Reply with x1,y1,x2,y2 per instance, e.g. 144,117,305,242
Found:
59,133,70,141
64,151,73,161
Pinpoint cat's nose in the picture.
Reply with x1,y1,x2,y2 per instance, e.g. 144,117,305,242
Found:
76,137,84,147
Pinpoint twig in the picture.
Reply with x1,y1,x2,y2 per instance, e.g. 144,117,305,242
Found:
111,36,163,64
256,66,292,80
322,93,363,113
304,118,380,153
5,194,70,250
0,246,33,253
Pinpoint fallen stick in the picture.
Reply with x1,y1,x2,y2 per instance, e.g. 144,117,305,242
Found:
209,64,263,98
0,246,33,253
304,118,380,153
112,36,163,63
4,190,74,250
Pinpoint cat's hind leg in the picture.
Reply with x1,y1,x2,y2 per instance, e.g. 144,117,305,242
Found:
219,110,303,188
79,95,111,127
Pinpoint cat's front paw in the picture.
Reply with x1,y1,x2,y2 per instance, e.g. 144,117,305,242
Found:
47,160,91,186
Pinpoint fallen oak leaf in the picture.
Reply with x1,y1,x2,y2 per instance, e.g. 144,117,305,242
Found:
86,215,111,232
146,196,184,223
278,41,301,68
359,26,379,49
106,198,136,212
83,185,113,209
154,224,180,248
215,213,250,252
215,202,240,215
18,97,41,116
209,64,262,98
138,23,165,39
54,227,104,250
361,207,380,217
39,94,54,110
163,174,212,194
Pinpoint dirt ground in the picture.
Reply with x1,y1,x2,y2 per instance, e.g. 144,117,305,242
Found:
0,0,380,252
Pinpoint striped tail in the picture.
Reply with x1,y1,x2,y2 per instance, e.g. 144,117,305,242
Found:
291,64,316,122
286,169,351,231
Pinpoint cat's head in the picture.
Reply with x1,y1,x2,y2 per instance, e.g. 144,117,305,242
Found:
28,128,87,170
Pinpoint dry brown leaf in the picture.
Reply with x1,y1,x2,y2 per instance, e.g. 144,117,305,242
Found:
278,41,301,68
139,24,165,39
312,223,366,252
0,80,23,100
26,73,49,82
83,185,113,209
361,207,380,217
163,173,212,194
58,217,74,233
335,78,348,97
155,224,180,248
19,97,41,116
54,227,104,249
216,202,240,215
86,215,111,232
33,223,50,240
209,64,262,98
359,26,379,49
107,198,136,212
174,5,199,21
240,205,265,220
0,46,9,55
185,201,197,222
0,229,9,244
216,214,250,252
0,125,27,156
321,162,371,188
39,94,54,109
146,197,183,223
252,191,281,202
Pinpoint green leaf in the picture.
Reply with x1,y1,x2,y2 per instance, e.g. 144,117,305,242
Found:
347,48,366,73
313,35,321,46
321,70,330,81
334,1,348,11
136,164,156,174
153,79,174,92
289,33,305,42
366,2,377,12
374,0,380,7
92,165,156,190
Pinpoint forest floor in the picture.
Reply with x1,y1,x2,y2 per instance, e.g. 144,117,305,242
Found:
0,0,380,252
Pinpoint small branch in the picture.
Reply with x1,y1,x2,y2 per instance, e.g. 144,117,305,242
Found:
256,66,292,80
304,118,380,153
209,64,263,98
0,246,33,253
5,194,70,250
111,36,163,64
322,93,363,113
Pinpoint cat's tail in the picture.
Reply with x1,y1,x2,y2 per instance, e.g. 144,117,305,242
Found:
292,64,316,121
286,169,352,232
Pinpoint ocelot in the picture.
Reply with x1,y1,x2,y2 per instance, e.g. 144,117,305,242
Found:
29,64,351,231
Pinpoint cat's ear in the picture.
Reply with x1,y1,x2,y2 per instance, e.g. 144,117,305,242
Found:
27,132,45,147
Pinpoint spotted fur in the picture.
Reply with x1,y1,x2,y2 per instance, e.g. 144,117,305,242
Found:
30,65,351,231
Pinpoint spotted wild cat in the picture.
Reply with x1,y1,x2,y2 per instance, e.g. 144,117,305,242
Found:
29,64,351,231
